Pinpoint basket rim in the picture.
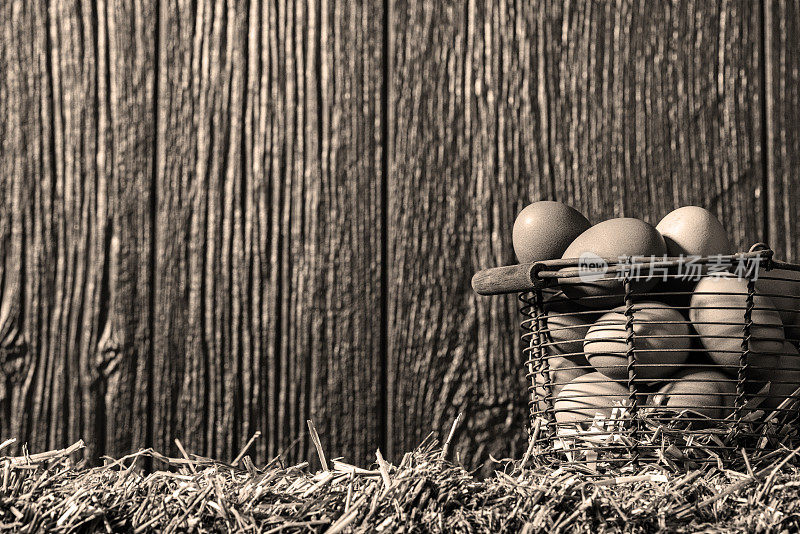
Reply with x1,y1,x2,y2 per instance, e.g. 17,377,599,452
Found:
473,245,800,296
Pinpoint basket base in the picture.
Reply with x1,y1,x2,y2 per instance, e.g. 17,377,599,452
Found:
529,415,800,471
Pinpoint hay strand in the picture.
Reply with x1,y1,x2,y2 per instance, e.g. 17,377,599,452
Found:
440,412,462,461
307,420,329,472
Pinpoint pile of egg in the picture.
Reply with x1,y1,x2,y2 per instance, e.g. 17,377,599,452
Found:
512,202,800,425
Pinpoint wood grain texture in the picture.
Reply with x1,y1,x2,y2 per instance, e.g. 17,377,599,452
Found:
0,0,53,450
389,0,528,467
388,0,767,468
0,0,155,459
99,0,157,458
315,0,384,463
515,0,765,245
153,0,247,461
0,0,786,469
153,0,383,464
765,0,800,262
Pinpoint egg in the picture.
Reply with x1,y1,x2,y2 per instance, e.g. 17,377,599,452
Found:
553,372,631,425
690,275,785,371
583,302,691,380
512,201,591,263
532,356,591,414
544,311,594,361
655,206,732,257
751,342,800,413
755,268,800,341
559,218,668,308
651,369,737,420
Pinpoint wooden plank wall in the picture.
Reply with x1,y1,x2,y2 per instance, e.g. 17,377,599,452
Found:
0,0,797,468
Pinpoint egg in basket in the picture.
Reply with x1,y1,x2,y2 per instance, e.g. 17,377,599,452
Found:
473,203,800,468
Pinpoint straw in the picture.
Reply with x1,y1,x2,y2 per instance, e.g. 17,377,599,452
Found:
1,417,800,532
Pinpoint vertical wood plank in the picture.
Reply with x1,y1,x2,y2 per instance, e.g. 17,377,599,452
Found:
45,0,105,456
0,0,101,454
154,0,383,463
315,0,384,460
154,0,251,458
0,0,155,459
99,0,157,457
765,0,800,262
0,0,55,449
389,0,766,468
389,0,529,466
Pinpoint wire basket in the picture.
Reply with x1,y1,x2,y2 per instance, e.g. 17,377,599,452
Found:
472,244,800,470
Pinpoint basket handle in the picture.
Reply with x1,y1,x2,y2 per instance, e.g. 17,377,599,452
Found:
471,264,539,295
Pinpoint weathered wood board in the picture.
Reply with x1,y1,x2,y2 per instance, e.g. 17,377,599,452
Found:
0,0,156,461
151,0,384,464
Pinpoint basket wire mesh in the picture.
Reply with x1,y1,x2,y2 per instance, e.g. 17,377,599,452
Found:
516,246,800,469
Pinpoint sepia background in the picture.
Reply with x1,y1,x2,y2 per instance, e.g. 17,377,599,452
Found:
1,0,799,470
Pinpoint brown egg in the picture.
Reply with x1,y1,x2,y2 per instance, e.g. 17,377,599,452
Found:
583,302,691,380
755,268,800,341
559,218,667,308
544,311,593,361
512,201,591,263
751,342,800,413
690,276,784,371
652,369,737,420
554,372,631,426
532,356,591,415
656,206,732,257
